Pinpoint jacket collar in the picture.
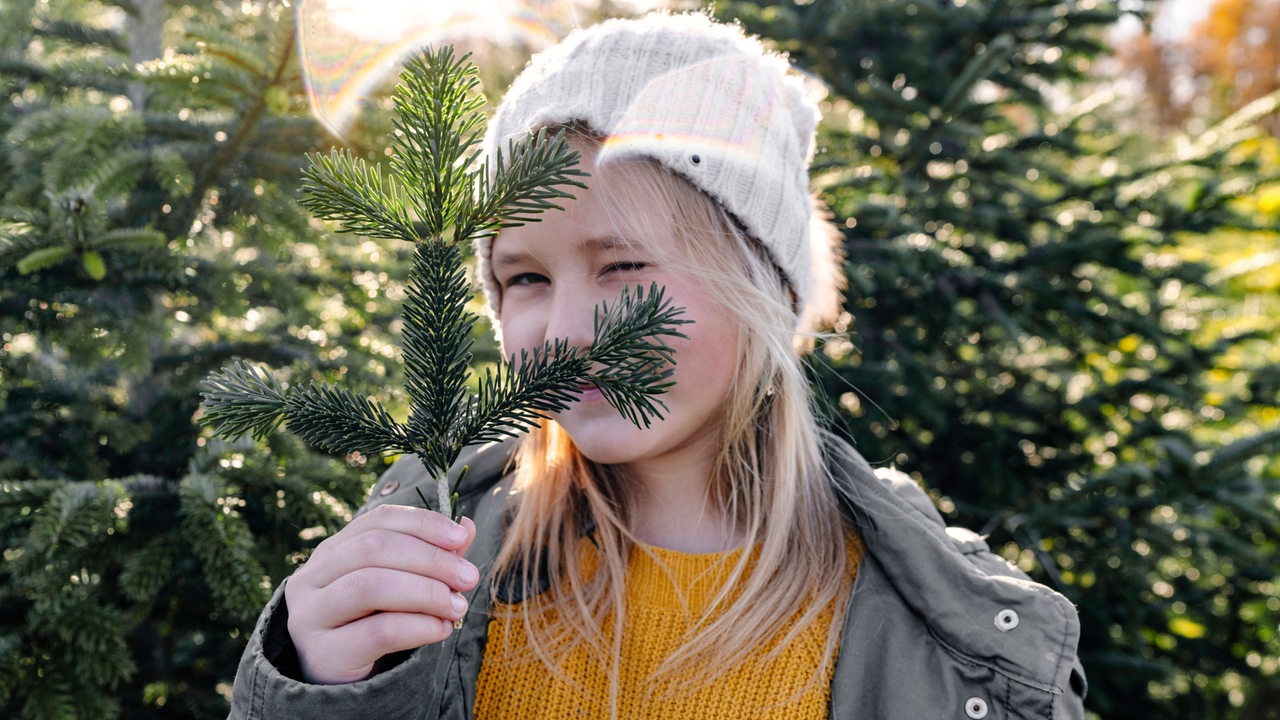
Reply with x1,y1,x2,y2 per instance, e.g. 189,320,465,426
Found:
823,434,1081,696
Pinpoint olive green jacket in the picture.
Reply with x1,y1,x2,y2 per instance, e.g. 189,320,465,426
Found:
228,437,1087,719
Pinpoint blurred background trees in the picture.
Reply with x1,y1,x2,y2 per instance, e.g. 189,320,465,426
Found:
717,0,1279,716
0,1,407,717
1,0,1276,718
1124,0,1280,136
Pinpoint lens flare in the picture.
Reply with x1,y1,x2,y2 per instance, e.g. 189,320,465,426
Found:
296,0,583,140
602,57,789,160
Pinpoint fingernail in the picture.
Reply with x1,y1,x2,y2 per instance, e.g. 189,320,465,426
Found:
451,592,467,615
446,522,467,544
459,562,478,585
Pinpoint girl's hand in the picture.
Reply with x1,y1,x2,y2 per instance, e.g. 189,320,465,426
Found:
283,504,480,685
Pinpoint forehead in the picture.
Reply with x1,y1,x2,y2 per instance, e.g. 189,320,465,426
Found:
490,161,677,262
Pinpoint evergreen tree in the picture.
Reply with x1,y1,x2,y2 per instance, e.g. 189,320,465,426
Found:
0,2,406,717
720,1,1279,717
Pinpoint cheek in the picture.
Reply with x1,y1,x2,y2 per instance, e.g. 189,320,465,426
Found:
498,302,551,362
496,312,525,359
673,301,740,381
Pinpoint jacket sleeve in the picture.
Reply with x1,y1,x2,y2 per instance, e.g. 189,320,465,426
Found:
227,581,447,720
226,443,515,720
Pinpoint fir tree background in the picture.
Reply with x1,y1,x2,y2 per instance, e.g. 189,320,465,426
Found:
717,0,1280,715
1,2,410,717
1,1,1277,719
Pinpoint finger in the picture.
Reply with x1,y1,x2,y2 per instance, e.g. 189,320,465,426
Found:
308,567,468,627
302,611,457,684
322,502,468,550
299,526,477,592
345,504,471,550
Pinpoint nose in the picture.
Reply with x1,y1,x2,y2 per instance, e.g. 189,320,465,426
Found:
542,284,598,354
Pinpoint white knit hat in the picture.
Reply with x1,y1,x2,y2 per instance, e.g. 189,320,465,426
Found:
476,11,839,326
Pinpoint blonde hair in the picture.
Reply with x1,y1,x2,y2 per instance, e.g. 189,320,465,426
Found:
489,131,851,712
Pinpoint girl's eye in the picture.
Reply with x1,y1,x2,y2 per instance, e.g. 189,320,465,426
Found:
602,261,647,275
504,272,548,288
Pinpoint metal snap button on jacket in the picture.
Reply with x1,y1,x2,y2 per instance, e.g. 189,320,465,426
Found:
995,608,1020,631
964,696,989,719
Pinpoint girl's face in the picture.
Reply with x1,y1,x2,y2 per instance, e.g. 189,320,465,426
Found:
491,149,738,475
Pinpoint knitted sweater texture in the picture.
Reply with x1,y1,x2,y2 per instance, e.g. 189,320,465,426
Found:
474,535,862,719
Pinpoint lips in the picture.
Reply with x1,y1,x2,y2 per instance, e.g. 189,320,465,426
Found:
571,382,604,402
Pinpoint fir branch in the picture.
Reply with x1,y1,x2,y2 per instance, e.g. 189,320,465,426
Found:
938,33,1016,115
0,205,49,226
299,149,419,242
180,17,296,240
454,285,689,446
452,338,587,450
23,482,123,564
467,129,589,236
201,48,688,521
588,283,690,427
15,245,73,275
186,21,274,78
199,360,289,441
89,227,167,251
280,382,409,456
178,472,271,620
34,18,126,53
118,535,181,606
402,240,475,444
391,47,487,236
75,146,147,200
16,674,78,720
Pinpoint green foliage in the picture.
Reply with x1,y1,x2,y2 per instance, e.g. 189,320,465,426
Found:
4,1,1276,718
721,0,1279,716
0,1,398,717
1,438,369,720
201,47,689,520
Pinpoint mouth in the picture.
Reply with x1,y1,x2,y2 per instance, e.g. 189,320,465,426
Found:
571,381,604,402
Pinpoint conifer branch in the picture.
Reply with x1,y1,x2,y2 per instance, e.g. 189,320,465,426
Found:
402,240,474,444
201,47,688,521
200,361,289,441
468,129,589,235
280,382,410,456
455,339,592,447
300,149,419,241
391,48,487,235
456,284,689,443
587,283,690,427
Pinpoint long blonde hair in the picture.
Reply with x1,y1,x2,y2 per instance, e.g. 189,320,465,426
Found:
489,131,851,710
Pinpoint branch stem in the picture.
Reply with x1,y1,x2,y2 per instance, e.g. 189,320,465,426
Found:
435,470,451,520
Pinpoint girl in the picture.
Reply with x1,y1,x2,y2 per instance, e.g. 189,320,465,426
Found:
229,12,1085,720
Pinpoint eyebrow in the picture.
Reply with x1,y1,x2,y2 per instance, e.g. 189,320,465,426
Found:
490,235,637,270
489,248,533,272
584,235,634,251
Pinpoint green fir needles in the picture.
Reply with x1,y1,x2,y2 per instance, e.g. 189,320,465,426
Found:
200,48,689,520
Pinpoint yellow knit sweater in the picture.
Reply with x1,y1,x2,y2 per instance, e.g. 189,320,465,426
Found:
474,536,860,719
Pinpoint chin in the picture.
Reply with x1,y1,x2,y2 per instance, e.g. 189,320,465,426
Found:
563,432,650,467
554,414,655,467
583,445,661,467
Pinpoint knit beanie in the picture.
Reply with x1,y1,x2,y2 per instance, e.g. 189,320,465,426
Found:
476,11,840,327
